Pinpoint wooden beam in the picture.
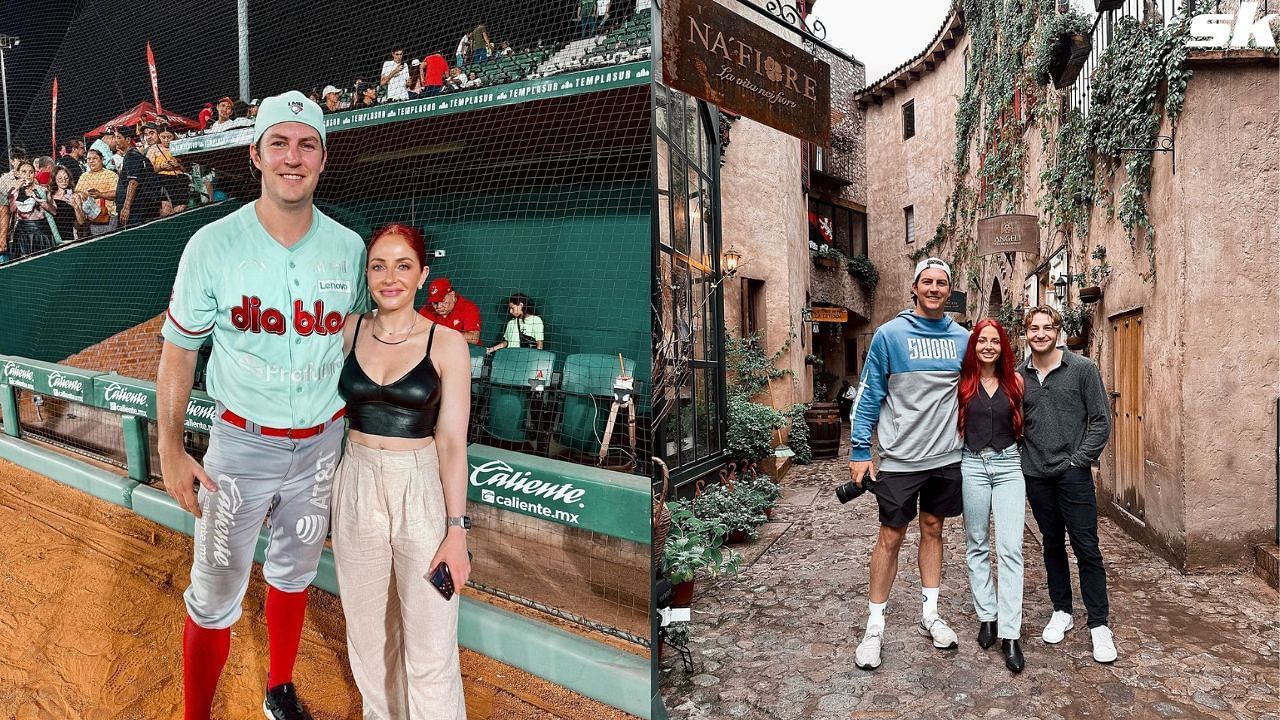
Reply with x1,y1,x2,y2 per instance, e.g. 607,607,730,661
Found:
909,70,922,82
943,36,956,49
924,59,936,71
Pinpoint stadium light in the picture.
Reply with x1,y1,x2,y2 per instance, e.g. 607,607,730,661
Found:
0,34,17,164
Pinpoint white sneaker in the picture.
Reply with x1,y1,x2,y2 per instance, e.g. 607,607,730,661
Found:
917,616,959,649
854,628,883,670
1042,611,1074,644
1091,625,1118,663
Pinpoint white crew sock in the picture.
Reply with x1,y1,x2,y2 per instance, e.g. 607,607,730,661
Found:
867,601,887,632
922,587,939,621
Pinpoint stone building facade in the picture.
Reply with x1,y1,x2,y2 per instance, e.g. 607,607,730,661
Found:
719,13,869,408
856,4,1278,570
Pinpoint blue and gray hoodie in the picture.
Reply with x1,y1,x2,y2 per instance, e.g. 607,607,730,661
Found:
849,310,970,472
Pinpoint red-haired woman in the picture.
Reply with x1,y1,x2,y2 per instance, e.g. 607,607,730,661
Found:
333,223,470,718
958,318,1026,673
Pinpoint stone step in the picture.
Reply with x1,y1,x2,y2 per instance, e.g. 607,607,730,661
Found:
1254,542,1280,589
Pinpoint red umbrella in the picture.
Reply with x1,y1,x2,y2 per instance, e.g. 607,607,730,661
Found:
82,101,204,138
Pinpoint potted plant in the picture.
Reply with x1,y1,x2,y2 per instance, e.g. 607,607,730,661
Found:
692,482,767,544
726,395,788,464
1060,305,1089,350
1078,245,1111,303
1032,11,1094,90
661,500,740,604
811,244,843,270
736,466,782,520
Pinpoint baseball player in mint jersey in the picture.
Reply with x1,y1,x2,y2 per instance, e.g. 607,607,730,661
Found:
847,257,970,671
156,90,366,720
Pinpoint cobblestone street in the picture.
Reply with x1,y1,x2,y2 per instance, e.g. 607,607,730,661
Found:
660,444,1280,720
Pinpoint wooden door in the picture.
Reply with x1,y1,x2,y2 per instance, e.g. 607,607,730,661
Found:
1112,311,1145,519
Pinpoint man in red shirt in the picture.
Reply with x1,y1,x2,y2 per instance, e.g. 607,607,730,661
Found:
419,277,481,344
421,53,449,97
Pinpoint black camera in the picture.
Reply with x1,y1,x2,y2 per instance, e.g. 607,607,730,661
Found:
836,474,878,504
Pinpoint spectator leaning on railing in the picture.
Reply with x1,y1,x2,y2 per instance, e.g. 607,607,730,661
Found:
48,164,78,244
148,129,189,216
112,127,162,229
72,148,119,236
6,160,57,259
321,85,345,114
352,81,379,109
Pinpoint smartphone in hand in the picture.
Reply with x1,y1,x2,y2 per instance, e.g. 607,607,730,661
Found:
428,563,455,600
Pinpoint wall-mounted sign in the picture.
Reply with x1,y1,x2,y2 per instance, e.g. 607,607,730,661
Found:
809,307,848,323
661,0,831,145
977,214,1040,255
944,290,967,314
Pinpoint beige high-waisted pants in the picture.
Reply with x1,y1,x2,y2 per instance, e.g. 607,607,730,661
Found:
332,440,467,720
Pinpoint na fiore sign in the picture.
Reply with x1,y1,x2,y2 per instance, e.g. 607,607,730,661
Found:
977,214,1040,255
661,0,831,146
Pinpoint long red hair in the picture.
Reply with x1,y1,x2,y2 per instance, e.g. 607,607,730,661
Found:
958,318,1023,439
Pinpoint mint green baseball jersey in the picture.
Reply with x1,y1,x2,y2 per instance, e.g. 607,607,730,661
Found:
162,201,368,428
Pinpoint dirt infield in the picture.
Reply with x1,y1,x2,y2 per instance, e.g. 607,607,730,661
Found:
0,459,638,720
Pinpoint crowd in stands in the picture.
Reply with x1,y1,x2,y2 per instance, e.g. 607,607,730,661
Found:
0,123,212,263
194,8,650,131
0,7,653,264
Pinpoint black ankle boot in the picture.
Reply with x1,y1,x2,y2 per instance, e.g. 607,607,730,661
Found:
1001,639,1025,673
977,621,997,649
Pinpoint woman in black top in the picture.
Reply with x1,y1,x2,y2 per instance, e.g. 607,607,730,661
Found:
957,318,1027,673
333,223,470,718
48,165,78,244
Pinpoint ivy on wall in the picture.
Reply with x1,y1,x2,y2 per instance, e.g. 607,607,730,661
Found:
919,0,1195,284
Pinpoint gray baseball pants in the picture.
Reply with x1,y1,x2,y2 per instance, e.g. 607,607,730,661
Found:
183,408,342,629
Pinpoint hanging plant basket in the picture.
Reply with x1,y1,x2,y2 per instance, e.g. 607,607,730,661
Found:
1051,33,1093,89
1095,0,1124,11
1066,335,1087,350
1079,286,1102,304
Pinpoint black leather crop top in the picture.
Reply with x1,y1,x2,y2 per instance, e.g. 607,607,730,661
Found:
338,315,442,438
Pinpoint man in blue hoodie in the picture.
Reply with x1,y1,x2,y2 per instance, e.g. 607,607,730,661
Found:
848,257,970,670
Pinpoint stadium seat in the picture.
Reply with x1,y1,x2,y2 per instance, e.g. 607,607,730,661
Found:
484,348,557,444
558,354,636,456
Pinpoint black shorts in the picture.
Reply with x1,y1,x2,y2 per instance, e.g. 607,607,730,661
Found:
872,462,963,528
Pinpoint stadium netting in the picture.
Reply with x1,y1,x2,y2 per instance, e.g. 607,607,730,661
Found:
1,0,654,648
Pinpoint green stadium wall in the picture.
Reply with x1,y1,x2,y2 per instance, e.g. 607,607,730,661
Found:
0,185,651,391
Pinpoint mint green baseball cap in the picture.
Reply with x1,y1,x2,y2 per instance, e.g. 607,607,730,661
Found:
252,90,327,147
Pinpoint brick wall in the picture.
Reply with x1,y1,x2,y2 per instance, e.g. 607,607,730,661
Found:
61,313,166,382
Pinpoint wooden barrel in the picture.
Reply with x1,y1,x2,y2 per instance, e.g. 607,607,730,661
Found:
806,402,842,460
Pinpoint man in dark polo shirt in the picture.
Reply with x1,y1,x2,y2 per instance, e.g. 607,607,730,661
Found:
1019,304,1115,664
112,127,162,229
419,277,482,345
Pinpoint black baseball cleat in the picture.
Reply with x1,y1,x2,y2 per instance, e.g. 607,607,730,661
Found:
263,682,313,720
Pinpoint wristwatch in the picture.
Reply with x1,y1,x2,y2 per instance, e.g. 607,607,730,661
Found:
447,515,472,531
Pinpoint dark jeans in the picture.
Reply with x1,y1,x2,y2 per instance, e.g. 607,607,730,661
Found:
1025,466,1110,628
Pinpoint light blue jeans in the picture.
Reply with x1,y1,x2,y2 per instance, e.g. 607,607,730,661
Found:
962,445,1025,640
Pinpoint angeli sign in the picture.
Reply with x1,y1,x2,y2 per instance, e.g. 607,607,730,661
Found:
466,445,650,544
